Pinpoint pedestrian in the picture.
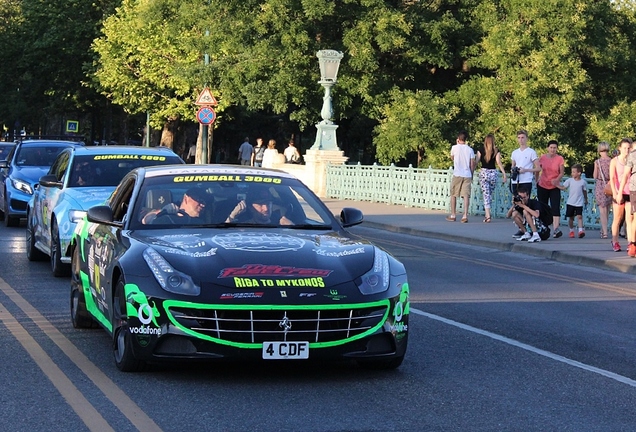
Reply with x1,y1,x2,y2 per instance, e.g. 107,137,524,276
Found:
609,138,632,252
592,141,612,239
446,131,475,223
238,137,253,166
252,137,265,167
262,139,279,168
555,164,588,238
475,134,507,223
618,139,636,257
537,140,565,238
187,143,196,164
284,140,301,164
507,186,551,242
510,129,540,195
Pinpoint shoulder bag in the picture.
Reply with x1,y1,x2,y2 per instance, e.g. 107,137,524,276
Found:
599,161,613,196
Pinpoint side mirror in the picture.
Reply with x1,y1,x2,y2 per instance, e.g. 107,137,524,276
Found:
87,205,122,228
0,160,8,169
340,207,363,227
39,174,63,188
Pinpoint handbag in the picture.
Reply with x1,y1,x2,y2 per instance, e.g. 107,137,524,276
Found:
604,182,613,197
598,162,613,196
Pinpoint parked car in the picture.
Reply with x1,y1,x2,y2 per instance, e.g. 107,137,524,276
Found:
0,140,81,226
27,146,184,276
0,142,16,161
70,165,409,371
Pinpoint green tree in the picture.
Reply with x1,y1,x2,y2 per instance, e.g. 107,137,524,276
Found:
374,89,458,167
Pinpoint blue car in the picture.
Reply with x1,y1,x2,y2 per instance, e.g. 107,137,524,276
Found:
0,140,81,226
27,145,184,276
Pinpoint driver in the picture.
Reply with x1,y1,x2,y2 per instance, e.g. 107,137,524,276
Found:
142,187,208,224
73,161,94,186
225,188,293,225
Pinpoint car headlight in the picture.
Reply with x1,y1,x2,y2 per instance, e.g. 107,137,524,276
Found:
12,178,33,195
68,210,87,223
143,248,200,296
356,249,390,295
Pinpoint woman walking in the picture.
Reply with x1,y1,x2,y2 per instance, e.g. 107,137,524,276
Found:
593,142,612,239
609,138,632,252
475,134,507,223
537,140,565,238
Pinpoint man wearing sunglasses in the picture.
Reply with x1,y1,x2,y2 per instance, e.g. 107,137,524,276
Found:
143,187,208,224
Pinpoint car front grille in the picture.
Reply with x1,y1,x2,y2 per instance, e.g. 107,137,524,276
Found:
163,301,389,347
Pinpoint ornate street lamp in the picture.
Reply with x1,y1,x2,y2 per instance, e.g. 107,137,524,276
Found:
311,50,344,151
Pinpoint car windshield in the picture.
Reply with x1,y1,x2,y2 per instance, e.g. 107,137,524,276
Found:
15,145,68,167
131,174,335,230
69,154,183,187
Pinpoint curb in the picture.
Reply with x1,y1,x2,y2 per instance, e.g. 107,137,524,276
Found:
361,220,636,276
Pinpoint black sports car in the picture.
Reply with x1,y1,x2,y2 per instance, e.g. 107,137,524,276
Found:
71,165,409,371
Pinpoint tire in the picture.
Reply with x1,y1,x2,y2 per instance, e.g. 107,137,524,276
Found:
26,214,47,261
70,246,98,329
51,221,70,277
4,197,18,227
113,278,146,372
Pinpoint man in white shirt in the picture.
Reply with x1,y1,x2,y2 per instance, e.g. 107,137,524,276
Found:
446,131,475,223
510,129,540,195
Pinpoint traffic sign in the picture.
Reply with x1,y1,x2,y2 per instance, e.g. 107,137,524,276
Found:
195,87,218,106
196,106,216,125
66,120,79,133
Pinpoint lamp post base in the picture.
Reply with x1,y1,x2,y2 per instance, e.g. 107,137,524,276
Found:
311,122,340,151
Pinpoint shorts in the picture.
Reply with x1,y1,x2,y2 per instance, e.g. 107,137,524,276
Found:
613,194,630,204
450,176,472,197
532,217,551,240
565,204,583,218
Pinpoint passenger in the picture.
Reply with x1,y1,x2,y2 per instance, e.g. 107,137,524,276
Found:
225,188,293,225
142,187,207,224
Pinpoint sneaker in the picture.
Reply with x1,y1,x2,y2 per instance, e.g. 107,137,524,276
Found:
528,232,541,243
628,243,636,257
553,229,563,238
578,230,585,238
569,231,575,238
612,241,622,252
518,232,532,241
512,230,524,239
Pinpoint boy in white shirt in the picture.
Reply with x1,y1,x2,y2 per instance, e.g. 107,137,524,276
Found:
556,164,588,238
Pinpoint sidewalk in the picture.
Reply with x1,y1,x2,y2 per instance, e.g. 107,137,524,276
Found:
323,199,636,275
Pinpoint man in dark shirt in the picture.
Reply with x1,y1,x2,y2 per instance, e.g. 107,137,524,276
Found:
143,187,208,224
507,186,551,242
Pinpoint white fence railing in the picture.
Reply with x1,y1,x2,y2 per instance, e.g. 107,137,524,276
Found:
326,163,605,229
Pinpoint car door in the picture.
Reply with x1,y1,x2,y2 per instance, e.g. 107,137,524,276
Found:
84,176,138,330
33,150,70,249
0,144,17,213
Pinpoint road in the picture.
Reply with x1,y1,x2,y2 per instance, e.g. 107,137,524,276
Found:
1,222,635,431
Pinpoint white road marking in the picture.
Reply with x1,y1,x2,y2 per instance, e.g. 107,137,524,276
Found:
412,308,636,388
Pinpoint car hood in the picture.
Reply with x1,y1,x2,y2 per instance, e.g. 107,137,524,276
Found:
13,166,49,183
130,229,374,288
65,187,115,209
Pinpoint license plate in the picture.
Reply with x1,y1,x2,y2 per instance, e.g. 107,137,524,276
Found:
262,341,309,359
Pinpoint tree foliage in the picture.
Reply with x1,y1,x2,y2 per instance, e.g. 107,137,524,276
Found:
2,1,636,169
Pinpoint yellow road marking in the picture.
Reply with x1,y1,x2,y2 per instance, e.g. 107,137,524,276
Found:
0,278,162,432
0,300,115,432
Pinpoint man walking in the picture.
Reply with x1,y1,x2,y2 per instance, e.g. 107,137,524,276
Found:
446,131,475,223
238,137,253,166
252,137,265,167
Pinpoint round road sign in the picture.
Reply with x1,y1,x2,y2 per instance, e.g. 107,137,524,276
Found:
196,106,216,125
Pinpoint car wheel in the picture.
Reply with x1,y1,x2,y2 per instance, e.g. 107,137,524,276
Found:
113,278,147,372
70,246,98,329
4,197,18,227
26,214,46,261
51,221,70,277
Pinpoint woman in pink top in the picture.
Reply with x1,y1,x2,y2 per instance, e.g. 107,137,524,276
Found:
609,138,632,251
537,140,565,238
